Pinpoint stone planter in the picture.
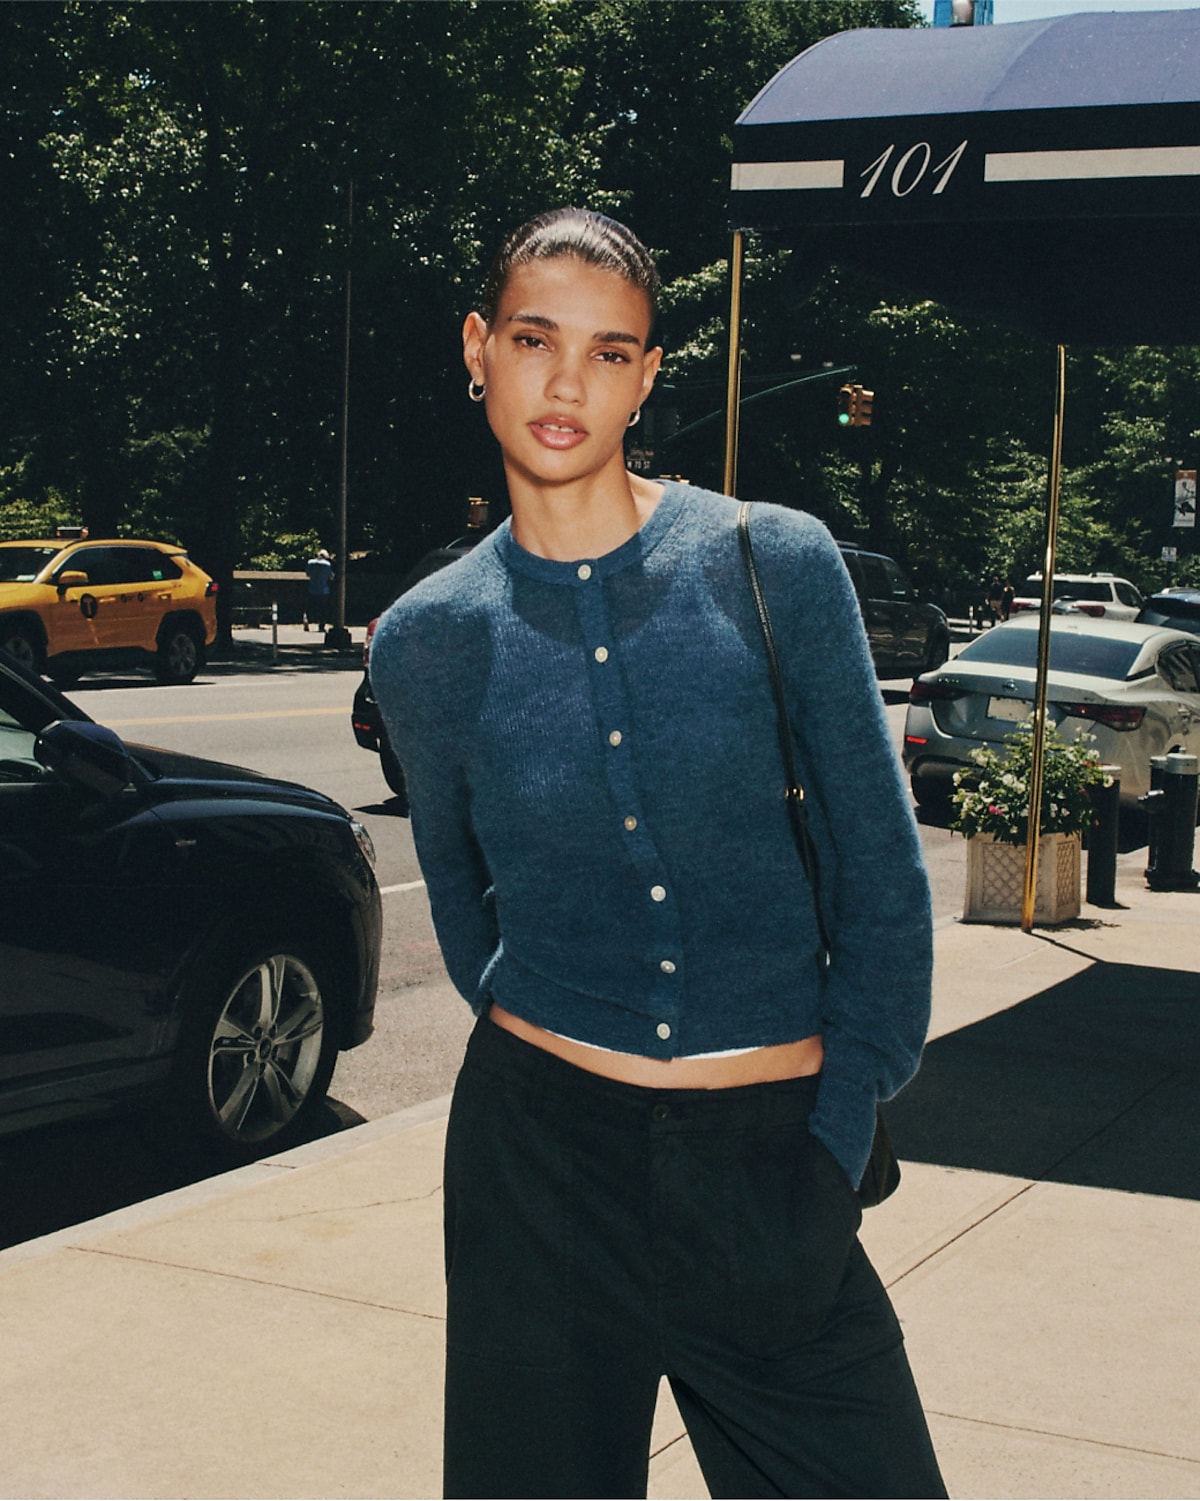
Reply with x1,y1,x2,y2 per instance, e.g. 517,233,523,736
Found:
963,831,1082,925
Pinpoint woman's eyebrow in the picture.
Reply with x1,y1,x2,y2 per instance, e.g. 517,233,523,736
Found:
506,312,557,331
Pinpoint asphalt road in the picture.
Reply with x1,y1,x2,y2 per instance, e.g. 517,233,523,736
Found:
3,639,963,1248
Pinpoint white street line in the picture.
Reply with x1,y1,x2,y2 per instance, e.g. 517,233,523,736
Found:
379,880,427,895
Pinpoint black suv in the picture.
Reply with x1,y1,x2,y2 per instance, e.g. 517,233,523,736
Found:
837,544,950,679
0,655,381,1166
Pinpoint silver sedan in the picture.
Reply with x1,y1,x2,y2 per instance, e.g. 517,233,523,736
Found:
903,617,1200,808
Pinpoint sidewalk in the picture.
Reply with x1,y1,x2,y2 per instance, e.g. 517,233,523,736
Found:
2,860,1198,1499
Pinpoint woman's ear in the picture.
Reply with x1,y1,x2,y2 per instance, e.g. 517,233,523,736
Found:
462,311,488,384
640,344,663,406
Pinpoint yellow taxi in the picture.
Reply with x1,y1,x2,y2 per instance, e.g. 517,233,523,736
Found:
0,533,218,685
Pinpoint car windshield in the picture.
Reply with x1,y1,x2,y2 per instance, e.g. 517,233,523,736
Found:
956,626,1142,680
0,546,60,583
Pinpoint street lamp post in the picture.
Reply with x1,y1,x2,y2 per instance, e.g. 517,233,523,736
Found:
328,179,354,652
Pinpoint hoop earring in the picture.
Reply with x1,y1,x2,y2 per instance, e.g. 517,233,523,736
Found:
468,379,486,403
627,408,641,428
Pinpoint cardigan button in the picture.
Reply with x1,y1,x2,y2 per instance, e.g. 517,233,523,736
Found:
650,885,666,902
577,563,593,581
656,1022,672,1040
659,959,677,974
608,730,623,748
594,645,609,663
623,815,638,831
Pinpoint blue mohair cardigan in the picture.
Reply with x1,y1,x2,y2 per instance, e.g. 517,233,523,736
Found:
370,480,932,1185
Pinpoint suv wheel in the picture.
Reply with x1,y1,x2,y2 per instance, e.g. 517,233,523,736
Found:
379,728,410,812
163,938,339,1168
924,631,950,673
0,621,45,675
156,620,203,684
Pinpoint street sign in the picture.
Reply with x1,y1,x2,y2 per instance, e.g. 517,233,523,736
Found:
1162,546,1178,563
1174,469,1196,528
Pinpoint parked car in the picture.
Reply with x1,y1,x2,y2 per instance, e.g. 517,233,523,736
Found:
1138,587,1200,637
903,616,1200,808
1008,572,1145,621
0,535,218,686
0,653,380,1166
352,532,950,803
837,543,951,678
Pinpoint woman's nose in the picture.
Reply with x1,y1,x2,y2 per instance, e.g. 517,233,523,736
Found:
546,355,585,405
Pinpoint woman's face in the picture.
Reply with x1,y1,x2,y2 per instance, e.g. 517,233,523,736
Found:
463,256,662,494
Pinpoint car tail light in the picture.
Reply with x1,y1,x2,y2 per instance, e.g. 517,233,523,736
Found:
1056,702,1145,731
205,580,219,596
904,734,929,747
362,616,379,670
909,679,964,706
1071,602,1106,617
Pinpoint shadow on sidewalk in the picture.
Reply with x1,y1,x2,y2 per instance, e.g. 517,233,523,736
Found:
888,954,1200,1200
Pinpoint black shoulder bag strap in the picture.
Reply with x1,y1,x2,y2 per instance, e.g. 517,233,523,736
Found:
736,500,900,1208
736,500,831,957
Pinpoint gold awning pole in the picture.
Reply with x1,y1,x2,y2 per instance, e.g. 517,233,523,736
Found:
1021,343,1067,931
722,230,746,498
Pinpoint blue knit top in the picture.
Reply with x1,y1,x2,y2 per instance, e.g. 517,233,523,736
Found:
370,480,932,1185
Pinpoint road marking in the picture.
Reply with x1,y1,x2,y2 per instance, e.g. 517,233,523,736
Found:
380,880,427,895
102,708,346,728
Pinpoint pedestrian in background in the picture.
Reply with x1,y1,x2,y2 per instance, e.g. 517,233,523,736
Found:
1002,579,1015,621
304,547,333,631
986,573,1004,626
371,208,945,1500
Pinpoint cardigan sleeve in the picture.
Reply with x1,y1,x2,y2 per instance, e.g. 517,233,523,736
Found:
369,605,501,1014
744,505,933,1187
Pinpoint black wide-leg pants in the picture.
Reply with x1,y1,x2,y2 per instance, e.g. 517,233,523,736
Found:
442,1019,947,1501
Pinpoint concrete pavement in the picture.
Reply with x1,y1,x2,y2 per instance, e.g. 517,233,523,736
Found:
2,853,1198,1499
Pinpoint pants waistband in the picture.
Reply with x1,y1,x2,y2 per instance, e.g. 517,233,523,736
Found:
462,1015,821,1133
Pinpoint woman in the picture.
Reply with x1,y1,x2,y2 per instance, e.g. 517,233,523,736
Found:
371,208,946,1501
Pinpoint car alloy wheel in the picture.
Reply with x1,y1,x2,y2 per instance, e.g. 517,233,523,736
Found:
156,623,201,684
0,624,43,675
206,951,329,1146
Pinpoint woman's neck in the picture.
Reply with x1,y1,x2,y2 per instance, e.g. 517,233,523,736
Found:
508,468,664,562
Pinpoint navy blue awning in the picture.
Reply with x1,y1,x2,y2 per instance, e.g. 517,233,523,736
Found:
730,10,1200,342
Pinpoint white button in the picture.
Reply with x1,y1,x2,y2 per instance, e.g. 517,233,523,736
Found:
660,960,677,975
594,646,609,663
623,816,638,831
650,884,666,902
577,564,592,581
656,1023,672,1040
609,730,623,747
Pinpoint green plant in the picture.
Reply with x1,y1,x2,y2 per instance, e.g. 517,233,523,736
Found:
950,720,1109,846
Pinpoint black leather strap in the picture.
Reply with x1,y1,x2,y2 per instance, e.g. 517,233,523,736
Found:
737,500,832,960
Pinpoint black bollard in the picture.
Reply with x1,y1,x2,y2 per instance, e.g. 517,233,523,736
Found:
1140,754,1169,880
1086,766,1121,906
1146,751,1200,891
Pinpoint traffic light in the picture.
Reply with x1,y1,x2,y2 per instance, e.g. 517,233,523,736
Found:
837,383,874,428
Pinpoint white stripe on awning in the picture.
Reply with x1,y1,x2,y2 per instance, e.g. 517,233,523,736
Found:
730,159,844,192
986,145,1200,183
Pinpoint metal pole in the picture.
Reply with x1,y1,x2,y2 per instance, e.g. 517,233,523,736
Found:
331,179,353,650
1021,343,1066,930
722,230,745,498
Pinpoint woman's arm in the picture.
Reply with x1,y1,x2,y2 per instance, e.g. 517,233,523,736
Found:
748,506,933,1186
370,610,501,1014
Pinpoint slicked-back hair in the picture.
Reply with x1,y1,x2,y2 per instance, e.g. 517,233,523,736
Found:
479,208,660,339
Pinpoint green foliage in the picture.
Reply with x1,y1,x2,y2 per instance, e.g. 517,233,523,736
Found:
950,721,1109,847
247,531,324,573
0,494,80,542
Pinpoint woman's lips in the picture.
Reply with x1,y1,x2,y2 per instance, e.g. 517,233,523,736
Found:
530,418,588,450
